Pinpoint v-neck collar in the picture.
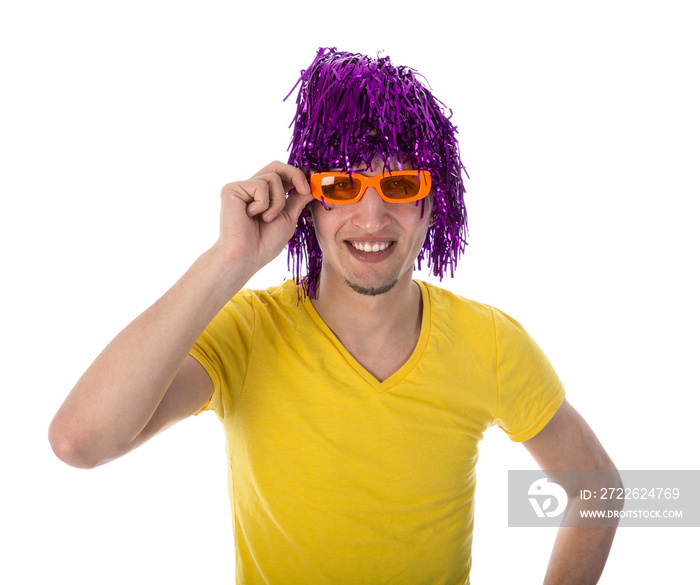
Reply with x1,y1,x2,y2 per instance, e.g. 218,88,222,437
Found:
301,280,432,393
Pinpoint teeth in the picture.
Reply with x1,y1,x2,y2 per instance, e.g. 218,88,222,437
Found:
351,241,391,253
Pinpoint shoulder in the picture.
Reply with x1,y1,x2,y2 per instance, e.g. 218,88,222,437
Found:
417,281,542,353
417,280,498,325
225,279,300,312
415,281,505,355
220,280,313,338
420,281,533,331
200,281,301,342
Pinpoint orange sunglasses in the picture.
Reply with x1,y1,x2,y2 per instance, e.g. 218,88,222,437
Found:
309,170,432,204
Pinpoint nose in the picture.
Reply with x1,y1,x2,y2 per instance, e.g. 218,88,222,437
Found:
351,186,391,232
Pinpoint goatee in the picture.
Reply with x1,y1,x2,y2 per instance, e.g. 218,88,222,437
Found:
345,278,399,297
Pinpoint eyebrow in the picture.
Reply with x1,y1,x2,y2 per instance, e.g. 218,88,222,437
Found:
327,163,411,174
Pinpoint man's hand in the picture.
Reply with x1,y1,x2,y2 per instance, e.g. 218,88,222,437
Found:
215,161,313,274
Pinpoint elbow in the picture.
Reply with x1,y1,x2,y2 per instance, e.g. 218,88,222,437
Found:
602,456,624,494
48,417,105,469
609,467,625,511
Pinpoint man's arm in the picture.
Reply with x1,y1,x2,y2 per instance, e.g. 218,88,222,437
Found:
49,162,313,468
523,399,622,585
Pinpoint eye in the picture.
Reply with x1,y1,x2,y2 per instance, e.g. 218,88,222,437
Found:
320,175,362,200
333,180,354,191
381,175,421,199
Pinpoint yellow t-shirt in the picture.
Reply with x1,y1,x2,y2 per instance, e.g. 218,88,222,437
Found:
190,279,565,585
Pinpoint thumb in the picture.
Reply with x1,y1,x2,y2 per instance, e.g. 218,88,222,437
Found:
283,190,314,224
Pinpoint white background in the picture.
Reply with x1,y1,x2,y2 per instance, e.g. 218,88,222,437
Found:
2,1,698,582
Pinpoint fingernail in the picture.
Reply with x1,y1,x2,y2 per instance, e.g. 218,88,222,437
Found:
266,213,278,222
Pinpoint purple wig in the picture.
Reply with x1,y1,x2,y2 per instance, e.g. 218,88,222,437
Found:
285,47,468,298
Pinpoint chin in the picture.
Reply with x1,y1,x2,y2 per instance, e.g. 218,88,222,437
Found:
344,278,399,297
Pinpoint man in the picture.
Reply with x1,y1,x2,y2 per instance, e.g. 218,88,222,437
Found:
50,48,621,584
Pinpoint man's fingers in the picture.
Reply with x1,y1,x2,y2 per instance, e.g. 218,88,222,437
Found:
220,181,269,218
254,173,288,221
251,161,311,196
288,169,311,196
283,190,314,225
222,162,312,228
222,175,287,222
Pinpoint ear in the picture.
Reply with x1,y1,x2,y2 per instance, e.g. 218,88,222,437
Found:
425,194,435,226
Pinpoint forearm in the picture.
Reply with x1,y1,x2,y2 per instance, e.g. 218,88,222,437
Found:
523,402,623,584
543,496,620,584
49,245,252,467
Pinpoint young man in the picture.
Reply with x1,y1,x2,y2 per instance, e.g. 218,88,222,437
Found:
50,49,620,584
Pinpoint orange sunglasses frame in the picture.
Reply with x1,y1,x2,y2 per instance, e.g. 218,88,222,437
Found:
309,170,432,204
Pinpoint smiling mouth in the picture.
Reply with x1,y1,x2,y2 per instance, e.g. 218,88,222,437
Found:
349,241,394,253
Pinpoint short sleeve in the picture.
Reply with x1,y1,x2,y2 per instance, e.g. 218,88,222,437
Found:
189,289,256,421
490,307,565,442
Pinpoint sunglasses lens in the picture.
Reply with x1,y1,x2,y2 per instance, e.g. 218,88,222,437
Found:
320,175,362,201
379,174,423,200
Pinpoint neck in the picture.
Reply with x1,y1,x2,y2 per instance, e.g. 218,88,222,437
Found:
311,269,422,352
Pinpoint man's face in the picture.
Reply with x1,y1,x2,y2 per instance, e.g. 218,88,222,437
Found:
310,156,432,297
